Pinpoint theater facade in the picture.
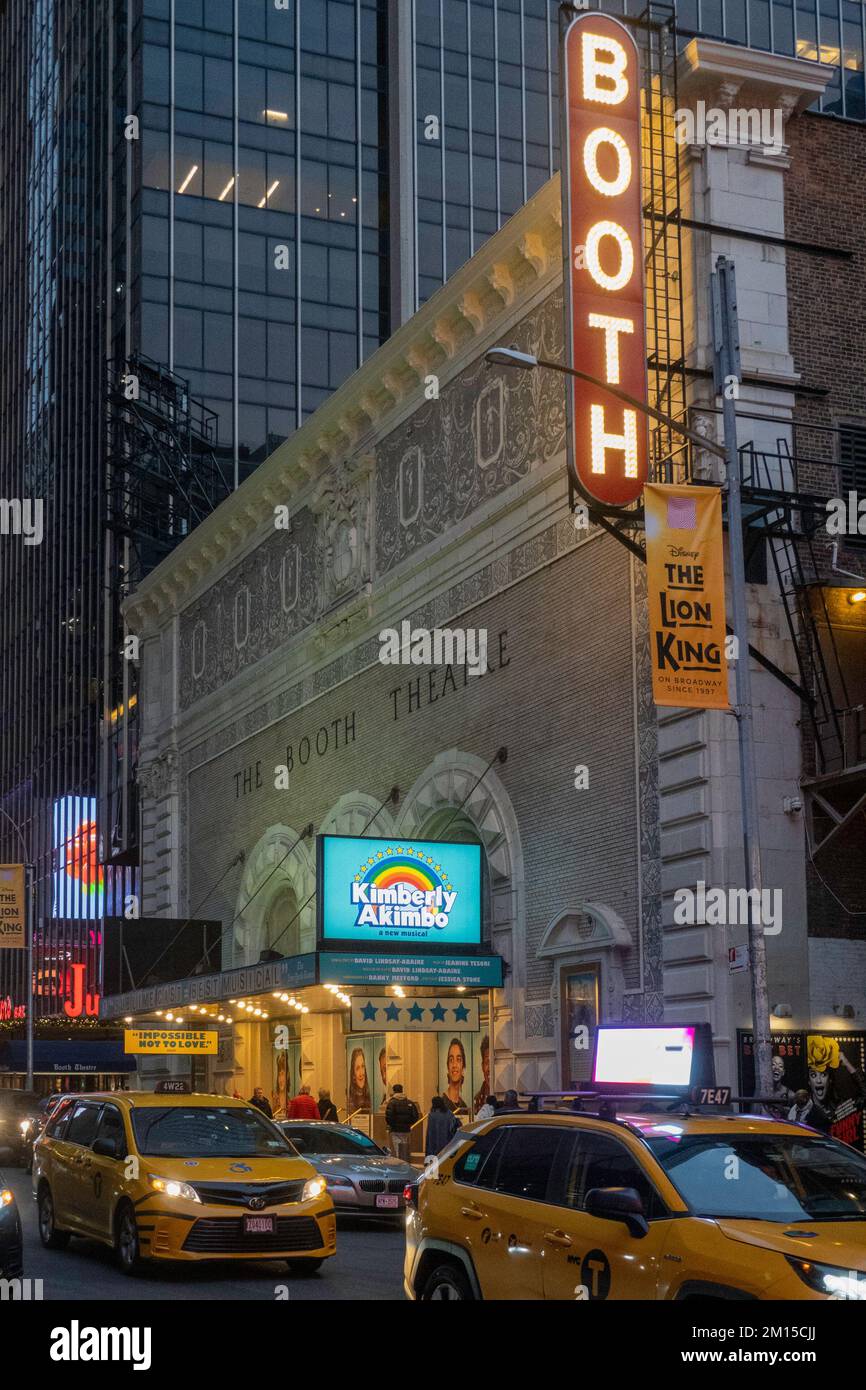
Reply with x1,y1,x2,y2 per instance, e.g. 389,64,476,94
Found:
102,39,866,1137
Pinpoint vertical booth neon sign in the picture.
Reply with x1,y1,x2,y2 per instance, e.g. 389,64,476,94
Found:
562,14,647,508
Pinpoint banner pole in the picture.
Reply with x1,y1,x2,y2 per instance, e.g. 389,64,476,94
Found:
26,864,34,1090
712,255,773,1103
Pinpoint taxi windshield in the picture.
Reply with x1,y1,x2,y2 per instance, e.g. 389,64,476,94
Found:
645,1132,866,1222
131,1106,297,1159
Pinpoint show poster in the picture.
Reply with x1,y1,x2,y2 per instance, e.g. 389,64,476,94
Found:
438,1032,472,1116
436,1025,487,1118
645,484,729,711
319,835,482,948
374,1036,388,1111
272,1037,300,1118
738,1029,866,1151
473,1030,491,1112
346,1033,377,1117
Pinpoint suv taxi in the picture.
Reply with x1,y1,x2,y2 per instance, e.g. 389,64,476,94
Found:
404,1108,866,1300
32,1092,336,1276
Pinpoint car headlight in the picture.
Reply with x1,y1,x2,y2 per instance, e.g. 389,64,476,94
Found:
302,1176,326,1201
323,1174,353,1188
0,1189,14,1208
787,1257,866,1299
19,1119,32,1135
147,1174,201,1203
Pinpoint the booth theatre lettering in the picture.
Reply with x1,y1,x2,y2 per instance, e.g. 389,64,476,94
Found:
388,629,511,722
232,631,511,794
235,712,357,797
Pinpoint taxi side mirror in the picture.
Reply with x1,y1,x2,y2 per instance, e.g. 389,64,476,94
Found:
93,1137,124,1160
584,1185,649,1239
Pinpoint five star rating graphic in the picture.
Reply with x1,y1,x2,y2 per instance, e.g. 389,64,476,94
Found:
350,995,478,1033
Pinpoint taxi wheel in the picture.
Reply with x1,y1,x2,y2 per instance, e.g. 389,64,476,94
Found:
115,1202,144,1276
286,1258,324,1275
37,1186,70,1250
423,1263,474,1301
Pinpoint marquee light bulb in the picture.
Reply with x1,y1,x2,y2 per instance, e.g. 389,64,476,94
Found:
583,127,631,197
582,32,628,105
588,313,634,384
585,220,633,292
590,404,639,478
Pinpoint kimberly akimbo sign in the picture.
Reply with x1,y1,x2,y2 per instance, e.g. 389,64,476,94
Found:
645,484,729,710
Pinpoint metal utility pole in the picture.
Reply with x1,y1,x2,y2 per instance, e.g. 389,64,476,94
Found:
711,255,773,1101
25,865,33,1090
0,808,33,1090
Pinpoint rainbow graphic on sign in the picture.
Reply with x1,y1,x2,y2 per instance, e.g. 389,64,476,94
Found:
319,835,482,946
358,849,451,898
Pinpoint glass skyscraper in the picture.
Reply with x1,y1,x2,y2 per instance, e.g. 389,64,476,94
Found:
0,0,861,1020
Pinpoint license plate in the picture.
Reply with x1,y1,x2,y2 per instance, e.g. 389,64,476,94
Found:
375,1194,400,1209
243,1214,275,1235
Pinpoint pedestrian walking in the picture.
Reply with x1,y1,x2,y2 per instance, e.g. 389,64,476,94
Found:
248,1086,273,1117
317,1089,339,1123
385,1084,420,1161
475,1094,498,1121
425,1095,461,1156
288,1084,321,1119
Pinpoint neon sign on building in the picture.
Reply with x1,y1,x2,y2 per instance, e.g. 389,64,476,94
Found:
562,13,647,507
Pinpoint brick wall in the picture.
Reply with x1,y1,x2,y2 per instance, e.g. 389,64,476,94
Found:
785,109,866,939
808,938,866,1025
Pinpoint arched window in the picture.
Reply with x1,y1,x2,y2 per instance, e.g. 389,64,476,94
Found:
264,886,300,959
417,808,492,947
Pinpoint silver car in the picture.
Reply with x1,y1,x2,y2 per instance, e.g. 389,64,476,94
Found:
279,1121,416,1222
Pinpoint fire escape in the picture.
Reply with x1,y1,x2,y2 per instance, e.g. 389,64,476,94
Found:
739,435,866,878
102,355,232,868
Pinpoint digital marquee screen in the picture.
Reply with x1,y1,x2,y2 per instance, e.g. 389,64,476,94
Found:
318,835,483,950
593,1025,697,1089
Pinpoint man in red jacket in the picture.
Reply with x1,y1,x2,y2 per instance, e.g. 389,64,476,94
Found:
287,1084,321,1120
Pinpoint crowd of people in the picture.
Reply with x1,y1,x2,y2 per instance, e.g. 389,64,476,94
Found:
242,1075,523,1161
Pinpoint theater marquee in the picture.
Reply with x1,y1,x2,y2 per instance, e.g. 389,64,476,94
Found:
318,835,483,951
562,12,647,508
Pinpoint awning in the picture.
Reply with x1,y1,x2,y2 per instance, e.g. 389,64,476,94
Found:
0,1041,137,1075
100,950,504,1018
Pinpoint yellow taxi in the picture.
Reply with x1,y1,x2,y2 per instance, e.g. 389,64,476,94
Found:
32,1092,336,1276
404,1107,866,1300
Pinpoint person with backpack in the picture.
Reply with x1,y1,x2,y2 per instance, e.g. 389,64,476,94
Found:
385,1084,420,1161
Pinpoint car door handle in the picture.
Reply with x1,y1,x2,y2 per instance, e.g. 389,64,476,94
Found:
544,1229,573,1247
460,1205,484,1220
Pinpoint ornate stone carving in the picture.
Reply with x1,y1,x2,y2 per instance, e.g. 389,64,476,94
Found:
138,749,178,801
310,454,374,613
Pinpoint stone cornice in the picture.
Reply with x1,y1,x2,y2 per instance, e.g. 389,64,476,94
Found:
677,39,834,115
124,178,564,635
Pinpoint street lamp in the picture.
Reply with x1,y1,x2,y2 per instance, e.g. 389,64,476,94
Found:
486,266,774,1101
485,346,727,463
